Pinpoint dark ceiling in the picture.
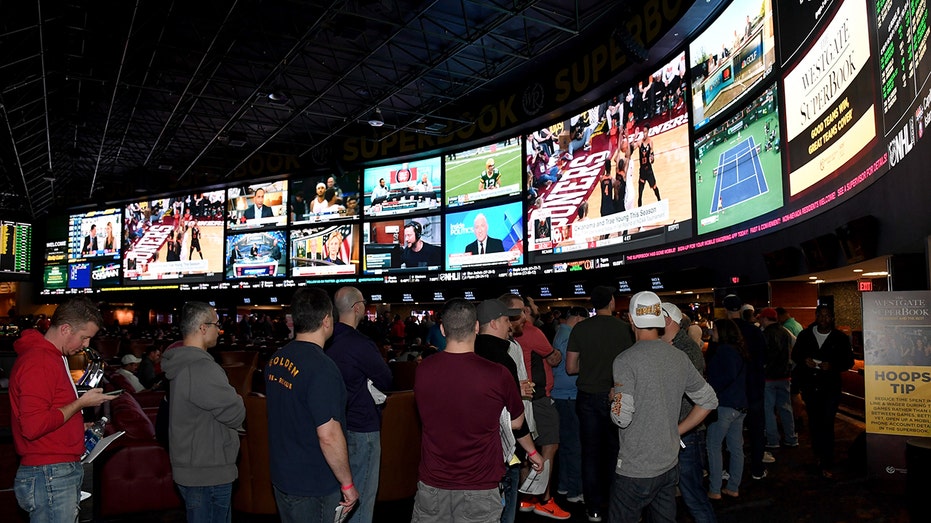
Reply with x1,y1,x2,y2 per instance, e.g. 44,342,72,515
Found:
1,1,712,219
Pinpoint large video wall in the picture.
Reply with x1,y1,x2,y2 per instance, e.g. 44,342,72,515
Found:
39,0,923,296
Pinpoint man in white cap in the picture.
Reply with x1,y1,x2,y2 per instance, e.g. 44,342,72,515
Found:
609,291,718,523
116,354,145,392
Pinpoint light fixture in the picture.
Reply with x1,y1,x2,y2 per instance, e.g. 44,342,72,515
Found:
368,108,384,127
862,271,889,277
853,268,864,273
811,279,825,284
809,276,818,280
267,91,290,104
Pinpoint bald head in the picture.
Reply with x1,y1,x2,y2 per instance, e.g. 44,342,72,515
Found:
334,286,365,327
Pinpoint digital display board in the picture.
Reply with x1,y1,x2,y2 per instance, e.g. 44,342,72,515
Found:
446,201,523,271
776,0,840,66
0,221,32,274
227,180,288,231
527,52,692,260
874,0,931,135
68,208,122,262
694,83,784,235
123,191,225,283
225,230,287,279
362,157,441,218
689,0,776,130
289,224,358,277
362,215,443,274
445,137,522,208
784,0,878,196
290,171,361,225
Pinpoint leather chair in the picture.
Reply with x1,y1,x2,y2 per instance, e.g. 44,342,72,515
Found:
233,393,277,514
376,390,421,501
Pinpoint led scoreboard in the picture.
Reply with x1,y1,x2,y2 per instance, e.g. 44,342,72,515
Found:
0,221,32,274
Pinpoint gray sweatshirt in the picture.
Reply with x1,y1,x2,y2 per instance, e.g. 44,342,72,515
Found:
162,345,245,486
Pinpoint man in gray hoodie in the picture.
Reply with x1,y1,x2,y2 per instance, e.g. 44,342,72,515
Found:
162,302,245,523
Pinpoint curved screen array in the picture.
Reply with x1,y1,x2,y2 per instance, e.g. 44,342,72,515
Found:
41,0,916,295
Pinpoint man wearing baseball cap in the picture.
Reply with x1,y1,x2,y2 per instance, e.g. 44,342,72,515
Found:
609,291,718,523
116,354,145,392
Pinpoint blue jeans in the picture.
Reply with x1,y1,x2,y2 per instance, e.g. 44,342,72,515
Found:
346,430,381,523
500,464,519,523
707,407,746,495
14,461,83,523
576,390,618,514
608,467,678,523
678,430,717,523
553,398,582,497
176,482,233,523
764,380,798,446
274,485,342,523
569,128,593,154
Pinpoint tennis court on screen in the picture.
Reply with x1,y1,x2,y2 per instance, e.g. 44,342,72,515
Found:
710,136,769,214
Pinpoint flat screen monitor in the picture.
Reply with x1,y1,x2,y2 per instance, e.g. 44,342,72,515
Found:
689,0,776,130
0,221,32,275
226,180,288,231
693,83,784,235
362,157,441,218
122,191,225,283
289,224,359,277
68,208,122,262
526,52,692,258
362,215,443,274
43,264,67,289
290,172,361,225
225,230,287,279
445,201,523,271
445,137,522,208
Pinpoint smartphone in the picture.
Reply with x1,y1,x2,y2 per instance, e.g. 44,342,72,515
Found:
105,390,124,397
334,505,351,523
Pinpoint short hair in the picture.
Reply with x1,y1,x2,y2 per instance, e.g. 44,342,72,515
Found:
498,293,523,309
291,288,333,334
180,302,215,336
440,299,477,342
51,297,103,329
253,188,266,197
334,286,363,316
324,187,337,201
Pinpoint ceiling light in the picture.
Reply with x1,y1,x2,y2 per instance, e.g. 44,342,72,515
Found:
676,290,682,294
368,108,384,127
862,271,889,277
809,276,818,280
811,279,825,284
267,91,290,104
853,268,864,273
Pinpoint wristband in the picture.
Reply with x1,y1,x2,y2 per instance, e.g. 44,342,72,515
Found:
341,483,354,491
527,449,538,458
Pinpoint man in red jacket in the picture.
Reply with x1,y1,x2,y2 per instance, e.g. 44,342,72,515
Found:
10,297,114,523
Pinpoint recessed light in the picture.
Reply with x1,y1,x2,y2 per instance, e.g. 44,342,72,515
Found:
809,276,818,280
862,271,889,277
852,268,864,273
811,279,825,284
676,290,682,294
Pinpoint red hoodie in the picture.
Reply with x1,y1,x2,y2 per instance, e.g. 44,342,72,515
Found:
10,329,84,465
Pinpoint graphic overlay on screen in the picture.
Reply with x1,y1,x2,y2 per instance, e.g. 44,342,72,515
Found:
694,83,784,234
446,202,523,271
526,52,692,258
783,0,877,196
68,208,122,262
363,157,441,218
123,191,225,283
227,181,288,230
0,221,32,274
290,172,361,225
43,240,67,290
445,138,521,207
226,230,287,279
363,215,443,274
289,224,358,277
689,0,776,130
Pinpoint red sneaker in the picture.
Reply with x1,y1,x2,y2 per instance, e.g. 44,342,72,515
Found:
533,498,571,520
519,498,537,512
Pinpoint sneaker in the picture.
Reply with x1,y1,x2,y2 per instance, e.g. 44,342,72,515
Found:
567,493,584,503
783,441,799,447
763,451,776,463
752,470,768,480
765,443,780,449
587,511,603,522
721,470,730,481
519,499,536,512
556,489,568,496
533,498,571,520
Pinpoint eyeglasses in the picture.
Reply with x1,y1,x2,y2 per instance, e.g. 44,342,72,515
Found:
508,314,523,322
353,300,367,308
203,321,222,329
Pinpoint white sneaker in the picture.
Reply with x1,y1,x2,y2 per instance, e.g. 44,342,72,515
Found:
567,494,584,503
722,470,730,481
763,451,776,463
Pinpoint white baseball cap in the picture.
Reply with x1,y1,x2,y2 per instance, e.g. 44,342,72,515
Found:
630,291,665,329
661,302,683,324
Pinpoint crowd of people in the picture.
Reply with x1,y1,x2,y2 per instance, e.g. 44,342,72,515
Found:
6,288,854,523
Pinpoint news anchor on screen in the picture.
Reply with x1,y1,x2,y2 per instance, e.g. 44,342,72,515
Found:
464,213,504,254
82,224,98,255
243,188,274,219
400,221,443,267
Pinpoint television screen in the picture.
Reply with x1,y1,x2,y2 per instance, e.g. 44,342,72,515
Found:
225,230,287,279
693,83,784,235
290,171,361,225
362,157,441,218
43,264,67,290
689,0,776,130
68,208,122,261
0,221,32,274
445,137,522,208
68,262,92,289
226,180,288,231
123,191,225,283
289,224,359,277
445,201,523,271
362,215,443,274
783,0,877,196
526,52,692,258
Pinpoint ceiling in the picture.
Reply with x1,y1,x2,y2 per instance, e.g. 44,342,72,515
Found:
0,0,687,219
